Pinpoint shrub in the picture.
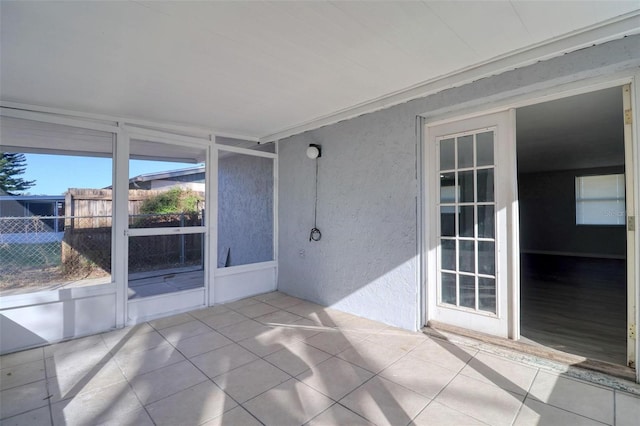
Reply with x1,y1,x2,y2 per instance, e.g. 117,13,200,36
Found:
140,188,203,214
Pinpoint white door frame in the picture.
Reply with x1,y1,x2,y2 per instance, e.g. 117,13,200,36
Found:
634,76,640,381
211,142,279,305
624,83,637,369
123,129,211,324
424,110,518,339
420,71,640,381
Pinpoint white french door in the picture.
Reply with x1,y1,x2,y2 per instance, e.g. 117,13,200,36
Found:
426,110,517,338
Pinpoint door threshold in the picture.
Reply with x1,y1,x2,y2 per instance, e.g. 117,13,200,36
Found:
424,321,638,390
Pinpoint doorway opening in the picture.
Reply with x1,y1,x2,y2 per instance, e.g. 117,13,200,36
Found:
516,86,628,366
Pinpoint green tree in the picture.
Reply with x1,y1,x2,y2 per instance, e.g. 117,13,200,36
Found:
0,153,35,195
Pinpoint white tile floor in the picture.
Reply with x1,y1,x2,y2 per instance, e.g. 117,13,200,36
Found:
1,291,639,426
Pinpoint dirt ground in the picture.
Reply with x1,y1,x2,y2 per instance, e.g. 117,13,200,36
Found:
0,266,110,295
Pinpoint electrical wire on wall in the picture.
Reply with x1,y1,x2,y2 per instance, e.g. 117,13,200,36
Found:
307,144,322,241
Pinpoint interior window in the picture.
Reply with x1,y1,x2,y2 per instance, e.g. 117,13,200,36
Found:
575,174,625,225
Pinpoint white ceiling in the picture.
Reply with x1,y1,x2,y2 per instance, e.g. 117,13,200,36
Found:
1,1,639,140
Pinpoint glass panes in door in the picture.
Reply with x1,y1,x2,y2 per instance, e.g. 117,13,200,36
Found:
438,130,497,314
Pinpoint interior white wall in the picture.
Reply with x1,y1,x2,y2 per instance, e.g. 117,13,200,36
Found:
277,34,640,331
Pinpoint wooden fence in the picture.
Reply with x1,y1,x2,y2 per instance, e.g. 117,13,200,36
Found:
62,188,205,277
64,188,176,227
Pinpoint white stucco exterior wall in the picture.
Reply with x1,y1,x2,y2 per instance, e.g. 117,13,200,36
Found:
279,108,419,329
277,34,640,331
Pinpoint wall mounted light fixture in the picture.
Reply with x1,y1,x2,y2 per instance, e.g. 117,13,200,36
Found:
307,143,322,241
306,144,322,159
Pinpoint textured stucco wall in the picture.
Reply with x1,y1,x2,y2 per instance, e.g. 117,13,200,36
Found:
278,108,419,329
218,153,274,267
278,35,640,331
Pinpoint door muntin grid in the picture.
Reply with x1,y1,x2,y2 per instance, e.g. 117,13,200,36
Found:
437,129,497,315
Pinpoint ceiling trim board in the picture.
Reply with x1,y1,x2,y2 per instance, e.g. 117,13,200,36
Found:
260,10,640,143
127,127,212,148
215,144,278,160
0,100,260,143
0,107,119,134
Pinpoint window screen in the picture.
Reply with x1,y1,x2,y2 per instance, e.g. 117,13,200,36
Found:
0,116,114,294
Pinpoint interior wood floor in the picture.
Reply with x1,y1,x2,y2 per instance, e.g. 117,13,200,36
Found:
520,253,627,366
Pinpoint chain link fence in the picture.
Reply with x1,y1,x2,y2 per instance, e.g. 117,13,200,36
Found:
0,215,111,293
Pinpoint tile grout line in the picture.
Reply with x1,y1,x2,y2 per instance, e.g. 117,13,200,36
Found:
153,314,269,425
359,372,426,425
46,340,124,424
0,363,49,392
109,316,223,424
533,401,613,426
526,368,615,426
414,346,488,425
530,371,618,424
219,306,342,423
41,346,54,426
104,326,159,426
290,339,424,424
238,377,319,425
612,389,616,426
509,368,540,426
233,318,391,426
0,349,47,420
235,309,443,422
378,351,441,398
308,400,372,426
138,319,239,424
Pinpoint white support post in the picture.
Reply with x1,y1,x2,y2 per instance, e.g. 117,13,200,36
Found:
273,140,279,288
507,108,520,341
209,138,219,306
113,124,130,328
